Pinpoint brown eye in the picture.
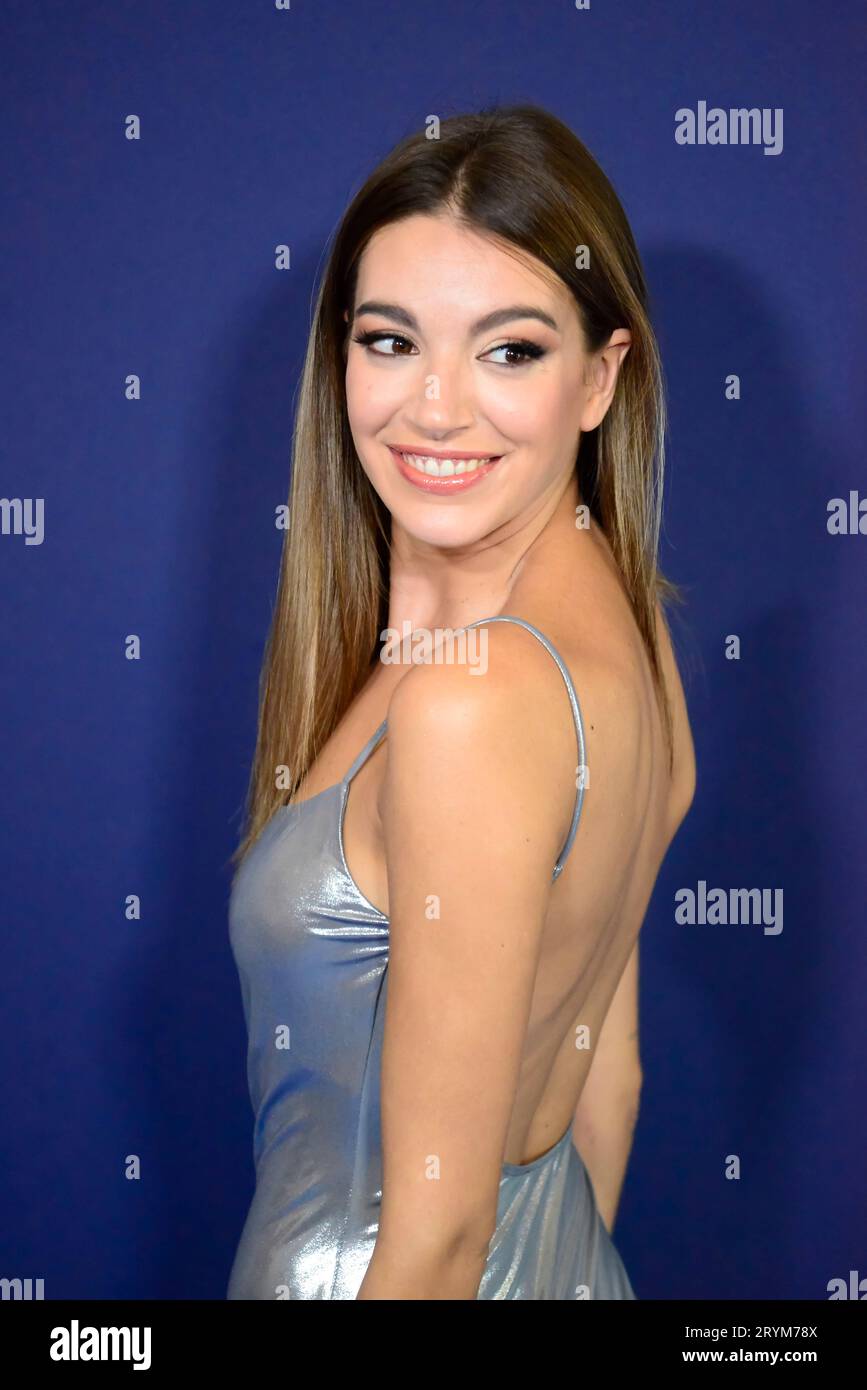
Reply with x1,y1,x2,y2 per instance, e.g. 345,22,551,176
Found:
483,340,546,368
352,331,417,356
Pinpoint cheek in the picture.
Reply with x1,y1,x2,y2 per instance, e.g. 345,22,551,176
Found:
345,355,405,428
482,372,573,443
344,359,370,426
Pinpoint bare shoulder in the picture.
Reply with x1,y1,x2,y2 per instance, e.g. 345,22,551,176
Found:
382,620,642,855
384,620,580,773
385,616,622,754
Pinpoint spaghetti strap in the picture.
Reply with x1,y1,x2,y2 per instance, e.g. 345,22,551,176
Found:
344,719,387,785
462,615,587,881
341,616,586,881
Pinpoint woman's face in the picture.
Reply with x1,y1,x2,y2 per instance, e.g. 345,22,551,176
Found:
344,211,614,551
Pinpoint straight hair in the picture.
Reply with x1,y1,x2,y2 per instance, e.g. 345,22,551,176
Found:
231,104,684,870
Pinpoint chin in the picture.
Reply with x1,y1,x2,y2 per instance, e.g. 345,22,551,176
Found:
389,502,498,550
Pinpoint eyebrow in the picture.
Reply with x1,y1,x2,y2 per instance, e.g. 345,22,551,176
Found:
353,300,560,335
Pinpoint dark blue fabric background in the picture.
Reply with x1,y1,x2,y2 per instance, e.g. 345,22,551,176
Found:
1,0,864,1300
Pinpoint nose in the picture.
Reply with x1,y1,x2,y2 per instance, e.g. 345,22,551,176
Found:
403,350,476,440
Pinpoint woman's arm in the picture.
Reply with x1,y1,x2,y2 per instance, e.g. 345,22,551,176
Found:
571,940,643,1234
356,627,579,1300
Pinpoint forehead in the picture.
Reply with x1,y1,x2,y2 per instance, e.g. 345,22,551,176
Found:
354,213,572,321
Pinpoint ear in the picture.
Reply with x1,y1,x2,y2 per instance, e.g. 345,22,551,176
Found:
579,329,632,432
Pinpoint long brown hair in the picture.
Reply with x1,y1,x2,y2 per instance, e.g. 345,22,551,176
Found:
230,104,684,870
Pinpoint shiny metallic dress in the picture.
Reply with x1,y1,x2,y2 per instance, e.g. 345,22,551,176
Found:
226,617,637,1300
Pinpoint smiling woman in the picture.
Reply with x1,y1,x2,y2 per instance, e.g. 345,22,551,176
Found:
225,103,695,1301
340,217,629,545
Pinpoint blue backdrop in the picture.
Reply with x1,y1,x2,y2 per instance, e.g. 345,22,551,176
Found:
1,0,864,1300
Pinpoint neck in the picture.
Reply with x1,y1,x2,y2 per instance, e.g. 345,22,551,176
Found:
384,470,583,637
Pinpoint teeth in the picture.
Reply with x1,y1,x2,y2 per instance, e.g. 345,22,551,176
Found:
400,452,495,477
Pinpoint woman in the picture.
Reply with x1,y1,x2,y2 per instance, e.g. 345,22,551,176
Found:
226,104,696,1301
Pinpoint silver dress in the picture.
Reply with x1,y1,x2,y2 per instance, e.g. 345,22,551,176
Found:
226,617,637,1299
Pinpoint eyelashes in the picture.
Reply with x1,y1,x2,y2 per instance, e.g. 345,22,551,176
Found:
350,330,547,368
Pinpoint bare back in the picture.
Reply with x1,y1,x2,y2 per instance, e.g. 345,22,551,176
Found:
292,507,696,1169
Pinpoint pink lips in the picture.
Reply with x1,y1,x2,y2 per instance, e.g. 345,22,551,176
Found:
388,445,503,494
